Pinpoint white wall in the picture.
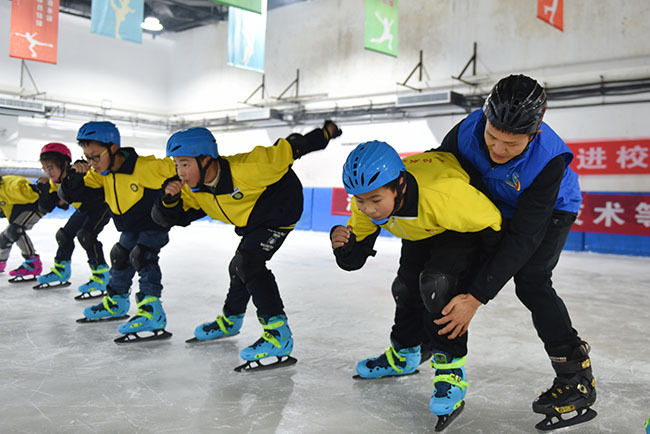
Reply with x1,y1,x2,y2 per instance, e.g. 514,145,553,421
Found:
1,0,649,191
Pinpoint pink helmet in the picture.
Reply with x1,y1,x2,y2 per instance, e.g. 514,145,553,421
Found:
40,142,72,161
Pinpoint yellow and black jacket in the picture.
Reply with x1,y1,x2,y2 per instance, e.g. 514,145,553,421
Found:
334,151,502,270
153,128,331,236
60,148,176,232
0,175,41,220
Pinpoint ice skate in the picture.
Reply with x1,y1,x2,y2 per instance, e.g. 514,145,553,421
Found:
235,314,296,372
354,343,421,379
115,295,172,344
533,342,597,431
77,293,130,323
8,256,42,283
75,264,110,300
186,312,244,343
429,352,467,432
34,260,72,289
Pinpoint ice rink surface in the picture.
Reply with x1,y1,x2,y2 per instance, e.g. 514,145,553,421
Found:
1,218,649,434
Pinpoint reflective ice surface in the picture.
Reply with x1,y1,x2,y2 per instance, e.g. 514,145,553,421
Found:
1,219,649,433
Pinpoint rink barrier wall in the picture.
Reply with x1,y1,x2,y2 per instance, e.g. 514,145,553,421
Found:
40,187,650,257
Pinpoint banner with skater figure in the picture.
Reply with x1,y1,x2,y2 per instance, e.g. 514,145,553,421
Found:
91,0,144,43
9,0,60,64
364,0,398,57
227,0,267,73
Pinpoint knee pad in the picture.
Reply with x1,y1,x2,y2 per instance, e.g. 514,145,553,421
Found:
56,228,73,247
110,243,130,270
6,224,24,243
76,228,96,251
391,276,410,308
419,271,457,314
129,244,158,271
230,251,265,283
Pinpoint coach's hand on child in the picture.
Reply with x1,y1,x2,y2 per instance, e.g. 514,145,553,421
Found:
434,293,482,339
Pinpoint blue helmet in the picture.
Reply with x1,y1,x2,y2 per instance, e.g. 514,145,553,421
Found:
342,140,405,195
166,127,218,158
77,121,121,146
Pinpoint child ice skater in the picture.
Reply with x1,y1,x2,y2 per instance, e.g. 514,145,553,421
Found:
152,121,341,370
35,142,112,298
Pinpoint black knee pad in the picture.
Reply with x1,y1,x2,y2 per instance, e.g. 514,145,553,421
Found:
6,224,24,243
419,270,457,314
230,251,265,283
110,243,130,270
391,276,410,308
56,228,73,247
76,228,97,251
129,244,158,271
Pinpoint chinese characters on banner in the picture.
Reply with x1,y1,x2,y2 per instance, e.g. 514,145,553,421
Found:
537,0,563,31
574,193,650,236
9,0,60,64
567,139,650,175
331,189,650,237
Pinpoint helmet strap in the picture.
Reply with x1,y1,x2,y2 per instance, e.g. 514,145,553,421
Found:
392,174,406,215
191,156,214,192
100,145,117,176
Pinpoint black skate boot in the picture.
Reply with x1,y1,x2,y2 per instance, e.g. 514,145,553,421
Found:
532,341,597,431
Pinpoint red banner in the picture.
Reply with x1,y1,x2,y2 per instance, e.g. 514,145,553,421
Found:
567,139,650,175
9,0,60,64
573,193,650,236
331,187,353,216
537,0,563,31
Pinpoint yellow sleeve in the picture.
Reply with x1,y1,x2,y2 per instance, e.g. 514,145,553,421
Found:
138,157,178,190
347,198,380,241
83,169,104,189
228,139,295,187
430,178,502,233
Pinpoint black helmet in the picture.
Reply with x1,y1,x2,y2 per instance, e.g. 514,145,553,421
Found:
483,75,547,135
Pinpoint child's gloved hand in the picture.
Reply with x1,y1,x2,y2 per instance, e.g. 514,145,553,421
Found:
162,176,183,204
330,225,354,250
323,120,342,140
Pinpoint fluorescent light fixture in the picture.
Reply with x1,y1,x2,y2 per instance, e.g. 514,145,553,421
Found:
141,17,163,32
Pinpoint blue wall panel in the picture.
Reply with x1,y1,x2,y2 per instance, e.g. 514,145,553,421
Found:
583,233,650,257
310,187,349,232
295,187,313,230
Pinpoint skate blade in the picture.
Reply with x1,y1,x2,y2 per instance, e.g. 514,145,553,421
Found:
74,290,106,301
353,369,420,380
114,329,173,344
185,332,240,344
234,356,297,373
534,407,597,431
8,275,37,283
76,315,129,324
435,400,465,432
33,281,72,290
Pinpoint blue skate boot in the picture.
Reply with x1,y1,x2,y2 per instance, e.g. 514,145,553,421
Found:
115,295,172,343
355,343,421,379
76,264,110,300
78,293,130,323
235,314,296,372
34,260,72,289
187,312,245,343
429,352,468,432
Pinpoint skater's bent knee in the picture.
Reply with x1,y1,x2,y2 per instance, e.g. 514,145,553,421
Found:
419,270,457,314
231,251,266,282
129,244,159,271
110,243,130,270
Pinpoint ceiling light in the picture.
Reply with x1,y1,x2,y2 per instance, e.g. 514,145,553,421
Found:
141,17,163,32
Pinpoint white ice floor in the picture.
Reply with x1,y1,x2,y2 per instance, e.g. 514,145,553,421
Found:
1,218,649,434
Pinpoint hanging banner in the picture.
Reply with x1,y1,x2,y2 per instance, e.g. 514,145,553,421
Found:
567,139,650,175
9,0,60,64
537,0,563,31
573,193,650,236
91,0,144,43
212,0,262,14
364,0,398,57
227,0,267,73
